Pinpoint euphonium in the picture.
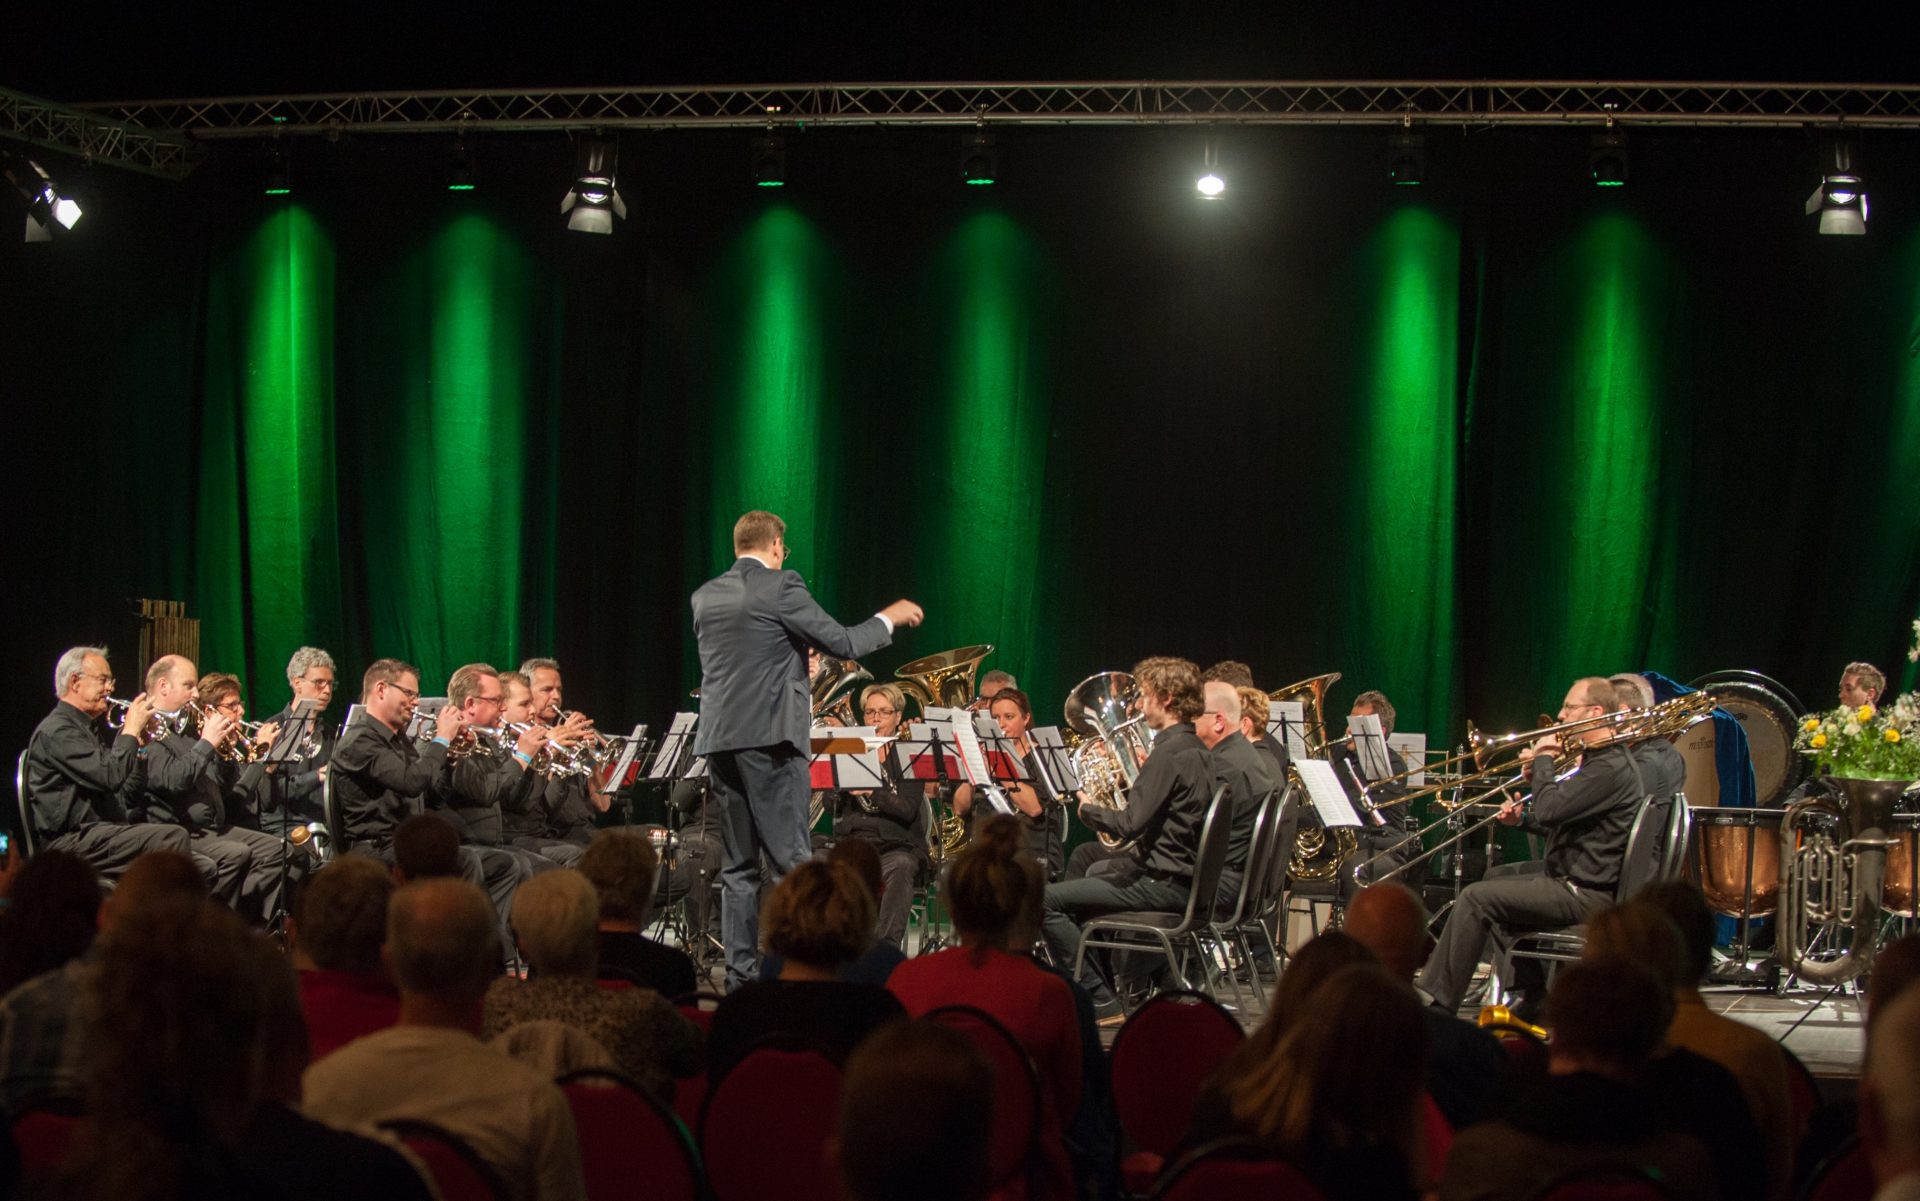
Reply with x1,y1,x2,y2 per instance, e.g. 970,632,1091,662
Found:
812,656,874,727
1266,670,1355,881
893,645,995,715
1777,774,1904,983
1064,671,1154,850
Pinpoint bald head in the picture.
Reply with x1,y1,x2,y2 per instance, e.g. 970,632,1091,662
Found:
384,879,499,1004
1342,883,1428,982
1194,680,1245,749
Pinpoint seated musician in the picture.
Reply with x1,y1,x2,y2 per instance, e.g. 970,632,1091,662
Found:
511,658,607,861
1040,656,1216,1020
430,663,558,892
1334,690,1413,904
1417,677,1647,1017
330,658,464,863
23,646,189,878
1839,660,1886,710
1609,672,1687,798
1237,685,1299,907
1203,661,1256,689
953,688,1065,879
261,645,338,836
1194,680,1277,907
140,656,291,921
829,683,929,949
975,669,1018,709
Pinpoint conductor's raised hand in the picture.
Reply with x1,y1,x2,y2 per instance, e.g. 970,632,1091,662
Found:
881,600,925,629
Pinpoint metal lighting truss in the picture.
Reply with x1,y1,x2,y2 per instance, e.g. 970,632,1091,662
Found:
78,80,1920,139
0,86,200,178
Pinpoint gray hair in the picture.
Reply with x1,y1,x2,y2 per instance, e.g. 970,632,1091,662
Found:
54,645,108,699
509,870,599,978
519,657,561,678
981,670,1018,691
1609,673,1656,710
286,646,336,686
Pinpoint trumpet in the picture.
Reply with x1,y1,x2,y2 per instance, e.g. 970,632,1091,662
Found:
105,696,176,741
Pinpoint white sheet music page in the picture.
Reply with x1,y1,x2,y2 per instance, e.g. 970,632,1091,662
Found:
1348,713,1391,782
945,712,1015,815
1294,759,1362,828
1268,701,1308,760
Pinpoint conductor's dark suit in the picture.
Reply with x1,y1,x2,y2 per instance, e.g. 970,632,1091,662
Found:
692,556,893,986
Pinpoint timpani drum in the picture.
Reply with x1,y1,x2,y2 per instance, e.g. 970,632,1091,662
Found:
1688,806,1785,921
1887,810,1920,918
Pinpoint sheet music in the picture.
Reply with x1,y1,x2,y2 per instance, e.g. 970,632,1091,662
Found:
1386,732,1427,788
1268,701,1308,760
599,724,648,793
1294,759,1362,828
1028,727,1082,792
809,750,888,790
1348,713,1392,782
403,698,448,741
648,712,699,779
945,711,1015,815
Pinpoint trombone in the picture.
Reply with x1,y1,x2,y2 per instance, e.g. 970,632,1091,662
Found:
1351,691,1718,886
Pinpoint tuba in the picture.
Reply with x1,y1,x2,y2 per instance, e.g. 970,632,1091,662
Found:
1267,671,1355,881
1064,672,1155,850
1777,774,1905,983
896,645,995,859
811,656,873,728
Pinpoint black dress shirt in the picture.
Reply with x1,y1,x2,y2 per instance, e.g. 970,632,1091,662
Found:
23,702,146,838
145,734,266,832
1630,736,1687,798
831,757,929,865
1524,742,1646,889
435,747,538,846
266,702,336,818
1210,731,1278,874
1334,742,1410,825
330,714,450,850
505,774,597,841
1077,723,1216,881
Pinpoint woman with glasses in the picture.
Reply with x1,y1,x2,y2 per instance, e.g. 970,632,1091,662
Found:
826,682,929,950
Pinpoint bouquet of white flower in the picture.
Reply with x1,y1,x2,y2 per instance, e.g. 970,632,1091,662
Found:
1794,693,1920,779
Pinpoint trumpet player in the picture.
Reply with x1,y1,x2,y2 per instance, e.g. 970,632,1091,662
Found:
23,646,190,878
1418,677,1648,1017
497,666,597,865
430,663,558,899
260,645,338,836
1040,656,1216,1020
827,683,930,948
139,656,290,920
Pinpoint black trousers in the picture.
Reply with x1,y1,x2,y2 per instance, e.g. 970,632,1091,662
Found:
1417,861,1609,1011
45,822,189,879
708,746,813,989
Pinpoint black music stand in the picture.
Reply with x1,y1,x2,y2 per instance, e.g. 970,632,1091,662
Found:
262,699,318,936
646,713,722,978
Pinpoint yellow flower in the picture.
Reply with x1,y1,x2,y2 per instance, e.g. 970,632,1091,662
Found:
1810,733,1828,749
1888,729,1903,744
1858,704,1877,722
1803,718,1820,732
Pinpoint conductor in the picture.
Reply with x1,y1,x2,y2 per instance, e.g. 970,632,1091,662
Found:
692,510,924,987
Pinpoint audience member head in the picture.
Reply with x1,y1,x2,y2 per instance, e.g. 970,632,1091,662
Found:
1546,957,1672,1079
946,815,1044,955
1342,882,1430,984
762,859,875,974
393,814,462,881
1633,881,1717,988
384,879,500,1013
578,828,660,930
1233,931,1379,1067
828,837,885,908
78,898,277,1196
837,1020,995,1201
511,869,600,979
290,856,394,974
1219,964,1428,1164
99,849,206,933
1203,660,1256,689
1870,934,1920,1032
1863,988,1920,1187
0,849,100,995
1582,900,1690,994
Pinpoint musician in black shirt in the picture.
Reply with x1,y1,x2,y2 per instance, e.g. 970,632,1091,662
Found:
1334,690,1414,904
1195,681,1278,907
1040,657,1218,1018
23,646,188,877
497,670,597,866
952,688,1065,879
430,664,555,892
1419,677,1649,1012
829,683,929,949
259,646,338,837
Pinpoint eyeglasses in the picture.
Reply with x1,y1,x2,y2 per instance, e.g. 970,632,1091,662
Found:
383,682,421,701
216,699,244,713
862,708,898,718
302,677,336,690
79,672,115,688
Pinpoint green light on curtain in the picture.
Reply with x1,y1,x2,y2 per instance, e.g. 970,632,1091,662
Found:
1894,230,1920,693
712,207,832,583
196,205,339,710
934,212,1048,684
1353,207,1459,739
1555,212,1661,677
380,213,533,683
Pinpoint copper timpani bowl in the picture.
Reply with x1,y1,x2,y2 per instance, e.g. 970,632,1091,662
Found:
1688,806,1786,919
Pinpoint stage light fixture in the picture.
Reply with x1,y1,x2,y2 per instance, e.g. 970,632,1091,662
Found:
265,141,292,195
960,128,997,186
752,134,787,187
1196,138,1225,198
2,151,82,241
561,134,627,235
1387,131,1425,186
1806,135,1867,236
1588,129,1628,187
449,134,476,191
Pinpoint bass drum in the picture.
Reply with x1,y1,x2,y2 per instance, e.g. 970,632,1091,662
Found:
1687,670,1809,808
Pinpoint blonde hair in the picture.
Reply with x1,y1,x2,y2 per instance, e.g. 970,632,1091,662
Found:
1237,687,1271,731
733,510,786,554
509,870,600,978
762,859,875,969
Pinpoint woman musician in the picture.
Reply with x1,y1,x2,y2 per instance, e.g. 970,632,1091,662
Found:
953,689,1066,880
826,683,930,950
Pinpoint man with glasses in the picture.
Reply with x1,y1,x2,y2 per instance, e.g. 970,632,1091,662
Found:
1193,680,1277,908
261,646,338,837
140,658,294,920
330,659,465,861
430,663,557,911
24,646,190,878
827,682,929,949
1418,677,1648,1016
691,509,924,987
